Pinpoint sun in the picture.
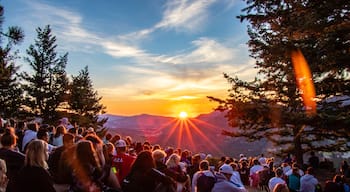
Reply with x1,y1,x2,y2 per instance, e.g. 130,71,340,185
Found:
178,111,188,119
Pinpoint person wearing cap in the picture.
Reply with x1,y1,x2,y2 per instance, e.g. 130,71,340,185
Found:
212,164,247,192
112,139,136,184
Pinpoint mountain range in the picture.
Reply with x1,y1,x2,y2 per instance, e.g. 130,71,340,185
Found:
99,111,269,157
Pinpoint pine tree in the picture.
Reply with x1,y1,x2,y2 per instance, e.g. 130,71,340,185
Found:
69,66,106,128
209,0,350,164
21,25,69,123
0,4,24,118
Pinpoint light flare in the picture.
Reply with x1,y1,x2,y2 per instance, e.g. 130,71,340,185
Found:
291,49,316,115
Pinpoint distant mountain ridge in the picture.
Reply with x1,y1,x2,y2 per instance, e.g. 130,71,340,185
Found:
99,111,268,157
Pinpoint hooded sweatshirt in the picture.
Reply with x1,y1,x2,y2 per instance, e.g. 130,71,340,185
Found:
211,173,246,192
300,174,318,192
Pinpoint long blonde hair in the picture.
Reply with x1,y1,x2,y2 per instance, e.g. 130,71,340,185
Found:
166,153,180,168
25,139,48,169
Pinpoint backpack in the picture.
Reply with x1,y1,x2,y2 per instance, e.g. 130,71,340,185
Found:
196,172,216,192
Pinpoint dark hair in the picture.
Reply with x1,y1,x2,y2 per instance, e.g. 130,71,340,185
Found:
130,150,154,173
84,134,103,146
306,167,314,175
199,160,209,170
27,123,38,132
63,133,75,145
36,128,49,140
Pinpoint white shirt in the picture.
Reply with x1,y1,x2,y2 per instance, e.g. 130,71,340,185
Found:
268,177,286,191
250,165,263,176
230,171,244,187
300,174,318,192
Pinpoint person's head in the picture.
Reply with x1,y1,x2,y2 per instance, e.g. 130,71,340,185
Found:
152,149,166,163
219,164,233,180
68,127,77,135
152,144,161,151
75,140,101,169
63,133,75,147
105,133,112,141
125,136,132,146
27,123,39,132
273,183,289,192
55,125,66,137
333,174,342,183
25,139,48,169
292,167,299,175
0,128,17,148
253,158,260,165
275,167,283,177
192,154,201,165
36,128,50,143
166,153,180,168
131,150,154,172
199,160,210,171
306,167,314,175
84,134,105,165
104,142,115,155
115,139,127,153
230,162,239,171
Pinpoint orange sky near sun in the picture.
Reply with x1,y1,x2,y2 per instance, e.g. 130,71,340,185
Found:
102,96,219,118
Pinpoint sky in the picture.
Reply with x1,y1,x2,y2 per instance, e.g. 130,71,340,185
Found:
2,0,257,118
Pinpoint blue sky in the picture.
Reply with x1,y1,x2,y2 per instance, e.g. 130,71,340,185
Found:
3,0,257,117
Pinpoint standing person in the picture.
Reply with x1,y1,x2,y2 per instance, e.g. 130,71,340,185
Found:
238,161,250,186
287,167,300,192
323,174,345,192
36,128,56,153
21,122,38,152
122,150,175,192
211,164,246,192
230,163,246,189
14,139,56,192
300,167,319,192
268,168,286,191
153,150,188,191
250,159,263,188
0,128,24,192
69,140,121,192
188,154,201,180
341,160,349,178
112,139,136,184
166,153,189,192
308,152,319,169
191,160,216,192
52,125,66,147
48,133,75,186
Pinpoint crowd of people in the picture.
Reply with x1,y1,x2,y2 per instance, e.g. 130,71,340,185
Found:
0,117,349,192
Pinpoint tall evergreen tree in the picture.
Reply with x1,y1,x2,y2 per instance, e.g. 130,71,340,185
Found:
209,0,350,164
0,4,24,118
21,25,69,123
69,66,106,128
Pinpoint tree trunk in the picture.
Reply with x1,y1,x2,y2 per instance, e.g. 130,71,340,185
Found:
293,126,304,165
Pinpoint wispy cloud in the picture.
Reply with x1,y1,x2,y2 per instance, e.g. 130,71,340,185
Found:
155,0,216,32
120,0,217,40
16,0,256,104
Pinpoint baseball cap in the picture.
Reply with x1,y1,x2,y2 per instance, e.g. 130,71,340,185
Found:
219,164,234,175
115,139,127,148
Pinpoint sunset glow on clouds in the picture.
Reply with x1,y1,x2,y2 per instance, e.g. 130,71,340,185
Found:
4,0,257,117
